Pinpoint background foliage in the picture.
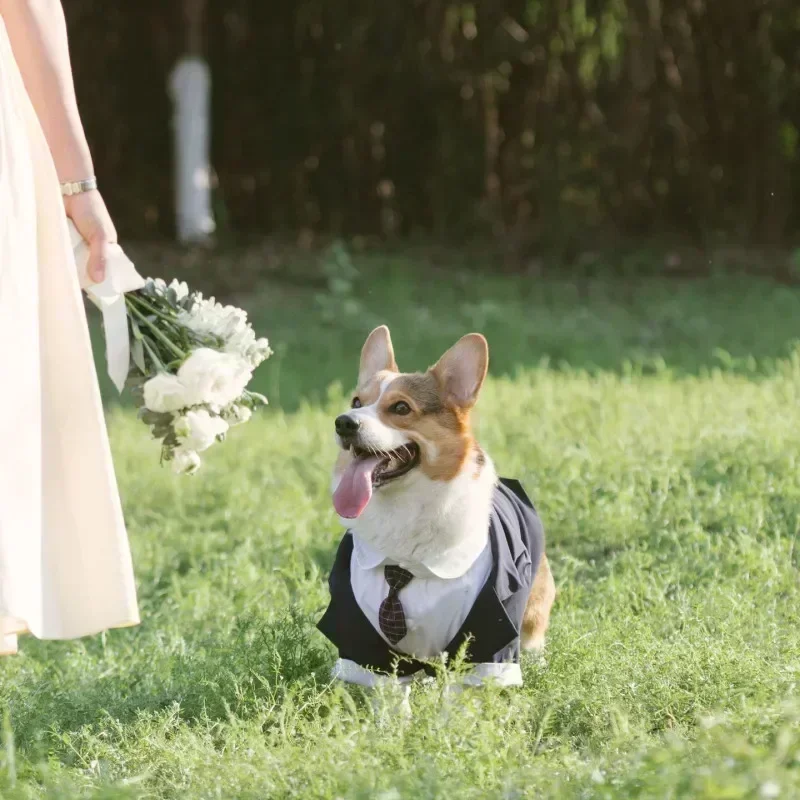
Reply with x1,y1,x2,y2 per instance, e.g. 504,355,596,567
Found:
63,0,800,253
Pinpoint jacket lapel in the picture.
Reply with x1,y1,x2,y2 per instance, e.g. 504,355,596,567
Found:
444,502,519,663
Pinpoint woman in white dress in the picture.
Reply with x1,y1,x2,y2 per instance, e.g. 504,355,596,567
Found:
0,0,139,654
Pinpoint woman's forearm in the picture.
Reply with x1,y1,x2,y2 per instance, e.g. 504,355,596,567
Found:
0,0,93,181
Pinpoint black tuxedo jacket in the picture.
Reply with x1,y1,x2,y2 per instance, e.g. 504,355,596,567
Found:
317,478,544,677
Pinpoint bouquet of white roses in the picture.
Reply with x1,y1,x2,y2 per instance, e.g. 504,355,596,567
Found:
125,279,272,474
69,220,271,475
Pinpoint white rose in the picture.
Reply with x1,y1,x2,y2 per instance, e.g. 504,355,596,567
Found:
179,299,237,337
247,337,273,367
223,404,252,426
223,327,256,360
143,373,192,413
174,409,229,452
168,279,190,301
220,304,248,333
178,299,257,356
177,348,252,408
172,448,201,475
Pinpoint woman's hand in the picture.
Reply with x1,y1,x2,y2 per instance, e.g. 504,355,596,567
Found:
64,190,117,283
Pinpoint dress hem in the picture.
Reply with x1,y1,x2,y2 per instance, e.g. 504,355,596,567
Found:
0,616,140,656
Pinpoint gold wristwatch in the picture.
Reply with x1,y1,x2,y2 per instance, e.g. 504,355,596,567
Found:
60,177,98,197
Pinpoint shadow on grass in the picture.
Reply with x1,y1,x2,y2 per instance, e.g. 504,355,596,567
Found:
5,611,332,756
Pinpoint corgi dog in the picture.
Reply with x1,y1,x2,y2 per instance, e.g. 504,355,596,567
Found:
317,327,555,690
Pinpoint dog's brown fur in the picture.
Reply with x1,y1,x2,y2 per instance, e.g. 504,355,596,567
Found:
521,554,555,650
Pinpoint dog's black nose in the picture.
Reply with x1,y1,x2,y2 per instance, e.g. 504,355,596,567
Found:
335,414,361,438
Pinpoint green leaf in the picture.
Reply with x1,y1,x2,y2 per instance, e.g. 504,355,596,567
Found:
152,422,173,439
139,409,173,426
131,338,146,373
129,314,144,341
244,391,269,408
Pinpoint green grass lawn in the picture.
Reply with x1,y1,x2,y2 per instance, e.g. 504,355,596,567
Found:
4,262,800,798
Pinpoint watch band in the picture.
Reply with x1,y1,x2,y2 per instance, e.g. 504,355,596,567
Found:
60,177,98,197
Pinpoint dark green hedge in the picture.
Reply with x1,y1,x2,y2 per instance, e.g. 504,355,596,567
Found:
64,0,800,246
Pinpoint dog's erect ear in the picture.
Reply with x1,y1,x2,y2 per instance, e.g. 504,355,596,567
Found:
430,333,488,409
359,326,397,386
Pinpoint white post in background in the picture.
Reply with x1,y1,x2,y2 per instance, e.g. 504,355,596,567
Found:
169,0,215,243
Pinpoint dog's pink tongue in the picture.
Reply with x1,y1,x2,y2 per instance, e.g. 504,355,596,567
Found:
333,454,383,519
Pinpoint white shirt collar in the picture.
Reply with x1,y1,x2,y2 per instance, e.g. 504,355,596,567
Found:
351,529,489,579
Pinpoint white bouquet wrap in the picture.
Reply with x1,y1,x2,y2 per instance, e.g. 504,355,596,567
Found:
70,221,272,474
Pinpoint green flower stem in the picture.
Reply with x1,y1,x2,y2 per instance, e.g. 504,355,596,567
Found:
126,296,185,342
126,299,187,362
128,293,180,325
128,294,219,354
129,293,224,352
141,335,167,373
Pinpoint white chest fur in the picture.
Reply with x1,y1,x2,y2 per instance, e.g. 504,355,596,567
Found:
339,453,497,579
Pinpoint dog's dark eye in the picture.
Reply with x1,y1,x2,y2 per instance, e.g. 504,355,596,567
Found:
390,401,411,416
351,397,362,409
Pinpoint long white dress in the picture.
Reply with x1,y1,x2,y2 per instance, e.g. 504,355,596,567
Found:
0,18,139,654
